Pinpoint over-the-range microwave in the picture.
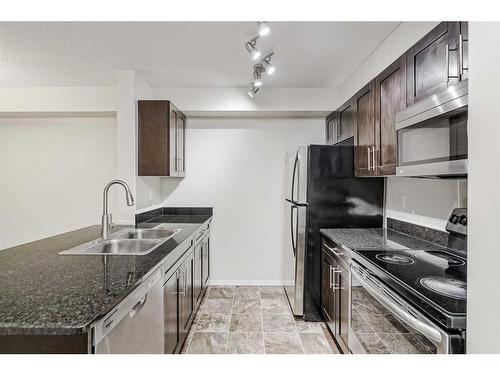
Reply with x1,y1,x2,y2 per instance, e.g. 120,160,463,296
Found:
395,81,468,178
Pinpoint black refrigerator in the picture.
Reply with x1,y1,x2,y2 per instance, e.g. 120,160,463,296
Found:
283,139,384,321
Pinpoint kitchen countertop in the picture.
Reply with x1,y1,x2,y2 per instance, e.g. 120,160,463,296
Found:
0,212,211,336
320,228,447,252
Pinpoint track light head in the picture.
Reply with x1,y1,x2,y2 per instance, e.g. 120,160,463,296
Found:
257,22,270,37
248,86,259,98
245,39,261,61
263,59,276,75
253,69,263,87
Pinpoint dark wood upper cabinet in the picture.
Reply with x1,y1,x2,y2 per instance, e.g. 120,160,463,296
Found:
406,22,467,106
373,55,407,175
353,82,376,177
138,100,186,177
325,111,337,145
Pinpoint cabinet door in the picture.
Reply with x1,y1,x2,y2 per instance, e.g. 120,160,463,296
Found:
201,235,210,291
169,107,178,177
179,253,194,342
459,22,468,81
321,251,336,333
336,264,349,351
163,270,180,354
374,55,406,175
353,82,376,177
177,114,186,176
406,22,461,106
194,242,203,304
337,101,354,144
325,111,337,145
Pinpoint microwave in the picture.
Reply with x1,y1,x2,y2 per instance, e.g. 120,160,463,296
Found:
395,81,468,178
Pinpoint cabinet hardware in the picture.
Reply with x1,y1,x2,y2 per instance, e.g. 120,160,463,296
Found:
367,146,371,171
372,147,377,170
446,43,459,83
459,34,468,79
323,243,343,256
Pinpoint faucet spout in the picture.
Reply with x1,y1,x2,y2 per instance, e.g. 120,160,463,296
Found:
101,179,135,239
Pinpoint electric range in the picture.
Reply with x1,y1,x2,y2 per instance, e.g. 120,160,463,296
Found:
347,209,468,354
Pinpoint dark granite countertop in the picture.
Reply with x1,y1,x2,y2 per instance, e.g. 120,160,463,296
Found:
0,211,211,336
320,228,447,252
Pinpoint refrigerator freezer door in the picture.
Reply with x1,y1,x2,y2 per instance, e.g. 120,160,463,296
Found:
285,145,308,205
283,201,307,316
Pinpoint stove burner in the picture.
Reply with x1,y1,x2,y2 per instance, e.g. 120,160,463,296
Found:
414,251,465,266
419,276,467,300
375,253,415,265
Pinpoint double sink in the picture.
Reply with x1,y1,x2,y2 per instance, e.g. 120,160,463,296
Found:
60,224,181,256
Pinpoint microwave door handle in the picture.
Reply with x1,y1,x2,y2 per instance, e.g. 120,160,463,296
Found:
350,265,443,344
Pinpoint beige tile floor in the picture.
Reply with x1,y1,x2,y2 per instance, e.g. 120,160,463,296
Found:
181,286,340,354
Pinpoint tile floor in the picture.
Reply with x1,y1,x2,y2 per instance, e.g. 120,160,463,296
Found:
182,286,340,354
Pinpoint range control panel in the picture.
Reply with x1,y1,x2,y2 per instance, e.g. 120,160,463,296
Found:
446,208,467,236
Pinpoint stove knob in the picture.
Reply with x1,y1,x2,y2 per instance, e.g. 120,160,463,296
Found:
449,214,459,224
459,215,467,226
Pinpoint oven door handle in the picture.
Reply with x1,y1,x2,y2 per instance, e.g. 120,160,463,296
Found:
350,264,444,344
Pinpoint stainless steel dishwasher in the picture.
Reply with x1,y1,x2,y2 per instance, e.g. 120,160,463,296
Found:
93,269,164,354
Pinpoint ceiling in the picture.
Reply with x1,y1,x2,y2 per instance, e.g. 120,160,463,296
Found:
0,22,399,88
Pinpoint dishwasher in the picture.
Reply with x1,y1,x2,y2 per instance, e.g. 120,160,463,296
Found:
93,269,164,354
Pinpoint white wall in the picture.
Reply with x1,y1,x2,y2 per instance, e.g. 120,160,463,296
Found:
467,22,500,354
153,118,324,284
0,117,117,249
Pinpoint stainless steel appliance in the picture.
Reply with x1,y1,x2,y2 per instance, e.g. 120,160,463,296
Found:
93,270,164,354
283,142,384,320
395,80,468,177
348,209,468,354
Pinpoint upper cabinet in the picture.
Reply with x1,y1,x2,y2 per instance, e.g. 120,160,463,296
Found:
138,100,186,177
353,82,375,177
373,55,407,175
325,106,353,146
406,22,468,106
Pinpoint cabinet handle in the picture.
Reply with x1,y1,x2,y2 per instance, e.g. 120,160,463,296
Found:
446,43,459,82
329,265,341,290
367,146,371,171
459,33,467,79
372,147,377,170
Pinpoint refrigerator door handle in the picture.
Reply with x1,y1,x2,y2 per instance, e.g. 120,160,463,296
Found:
291,152,299,202
290,205,297,256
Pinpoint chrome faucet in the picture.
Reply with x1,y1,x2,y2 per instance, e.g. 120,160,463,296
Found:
101,179,135,239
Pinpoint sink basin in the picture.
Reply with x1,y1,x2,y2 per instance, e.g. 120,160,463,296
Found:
60,238,161,256
114,228,181,240
59,227,182,256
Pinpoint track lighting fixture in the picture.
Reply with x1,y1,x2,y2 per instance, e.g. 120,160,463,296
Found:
245,37,261,61
244,23,276,98
253,64,264,87
248,86,259,98
257,21,270,37
262,53,276,75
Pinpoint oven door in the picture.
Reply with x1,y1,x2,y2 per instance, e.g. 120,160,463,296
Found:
348,261,459,354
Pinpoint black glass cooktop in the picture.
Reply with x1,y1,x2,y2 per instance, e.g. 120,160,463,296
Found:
356,249,467,316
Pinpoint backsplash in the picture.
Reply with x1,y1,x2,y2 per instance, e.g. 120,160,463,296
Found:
387,217,448,247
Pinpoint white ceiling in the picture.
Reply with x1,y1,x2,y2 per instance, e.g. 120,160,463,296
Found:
0,22,399,88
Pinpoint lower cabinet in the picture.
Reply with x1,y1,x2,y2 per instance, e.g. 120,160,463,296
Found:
163,225,211,354
201,234,210,292
321,239,350,354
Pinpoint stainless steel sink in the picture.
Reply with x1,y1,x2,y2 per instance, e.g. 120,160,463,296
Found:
114,228,181,240
59,228,181,256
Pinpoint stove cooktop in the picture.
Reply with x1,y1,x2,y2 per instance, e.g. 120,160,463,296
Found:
356,249,467,318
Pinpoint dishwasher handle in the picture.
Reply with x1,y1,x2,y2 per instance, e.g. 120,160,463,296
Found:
129,294,148,317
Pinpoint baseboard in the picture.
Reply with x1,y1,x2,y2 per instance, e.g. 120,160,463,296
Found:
208,280,285,286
